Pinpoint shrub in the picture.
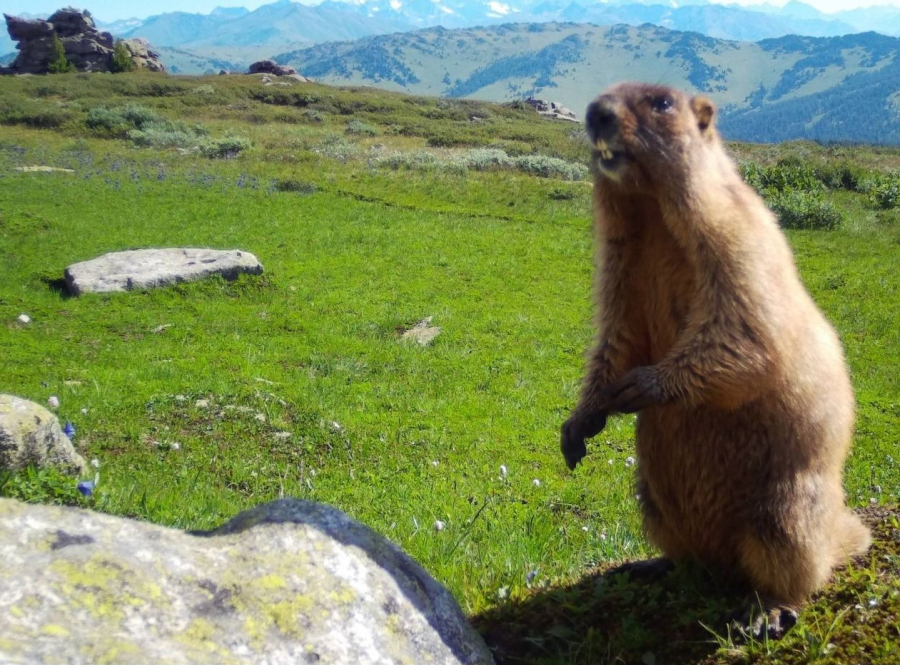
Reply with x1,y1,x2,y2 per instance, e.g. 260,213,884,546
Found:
317,134,361,161
870,182,900,210
346,119,378,136
740,161,822,194
86,104,160,136
462,148,512,171
199,135,252,159
512,154,589,181
371,148,589,181
274,179,317,194
766,190,842,230
128,123,203,149
47,34,74,74
110,41,137,73
0,96,72,128
815,161,864,192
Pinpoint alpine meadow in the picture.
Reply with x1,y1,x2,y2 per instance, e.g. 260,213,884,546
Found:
1,68,900,664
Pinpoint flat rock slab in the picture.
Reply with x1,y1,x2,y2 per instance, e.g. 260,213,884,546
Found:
0,498,494,665
64,248,263,295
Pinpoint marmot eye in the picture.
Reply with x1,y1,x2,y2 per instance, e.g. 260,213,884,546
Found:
651,96,673,113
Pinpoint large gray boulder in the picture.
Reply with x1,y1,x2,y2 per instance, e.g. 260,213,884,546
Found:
0,394,86,474
0,498,494,665
65,248,264,295
2,8,165,75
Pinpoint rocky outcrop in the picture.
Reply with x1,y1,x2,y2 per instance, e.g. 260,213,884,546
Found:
0,394,86,474
119,37,165,72
524,97,579,122
247,59,297,76
64,248,264,295
0,497,494,665
2,8,165,75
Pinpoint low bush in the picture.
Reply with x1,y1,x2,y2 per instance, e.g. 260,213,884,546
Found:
0,96,72,128
870,180,900,210
766,189,842,230
346,119,378,136
371,148,588,180
273,178,318,194
199,135,252,159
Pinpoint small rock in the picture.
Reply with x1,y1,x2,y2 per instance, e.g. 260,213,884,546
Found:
16,314,31,324
0,394,86,474
13,166,75,173
195,399,210,409
401,316,441,346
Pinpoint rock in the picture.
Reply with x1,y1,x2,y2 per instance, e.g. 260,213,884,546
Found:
13,165,74,173
524,96,579,122
0,394,86,474
119,37,165,73
0,497,494,665
402,316,442,346
2,8,165,75
247,59,297,76
64,248,264,295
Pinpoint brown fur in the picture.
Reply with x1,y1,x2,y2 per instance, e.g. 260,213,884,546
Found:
561,82,870,611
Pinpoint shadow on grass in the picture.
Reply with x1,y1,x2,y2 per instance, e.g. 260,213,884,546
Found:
473,506,900,665
473,558,744,665
41,276,74,299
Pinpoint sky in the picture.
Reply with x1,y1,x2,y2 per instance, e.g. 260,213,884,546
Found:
3,0,900,22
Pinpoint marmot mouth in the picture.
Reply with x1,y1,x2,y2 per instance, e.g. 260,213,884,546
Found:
594,148,624,173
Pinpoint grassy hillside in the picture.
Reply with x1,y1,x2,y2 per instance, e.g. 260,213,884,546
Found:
1,72,899,664
277,23,900,143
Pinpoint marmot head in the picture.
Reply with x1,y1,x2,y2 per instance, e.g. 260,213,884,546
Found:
585,82,717,193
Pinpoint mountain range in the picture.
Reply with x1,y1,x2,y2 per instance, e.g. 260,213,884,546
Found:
5,0,900,72
4,1,900,143
275,23,900,144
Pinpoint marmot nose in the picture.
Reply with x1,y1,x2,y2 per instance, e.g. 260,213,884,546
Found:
586,96,619,141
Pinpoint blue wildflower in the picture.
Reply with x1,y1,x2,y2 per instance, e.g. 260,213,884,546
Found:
76,480,94,497
63,422,75,439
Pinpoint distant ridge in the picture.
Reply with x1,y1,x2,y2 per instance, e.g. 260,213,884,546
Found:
275,23,900,144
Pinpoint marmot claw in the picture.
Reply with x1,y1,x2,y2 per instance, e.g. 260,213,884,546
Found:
560,410,607,469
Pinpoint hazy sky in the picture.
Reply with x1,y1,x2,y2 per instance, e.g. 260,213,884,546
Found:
3,0,900,22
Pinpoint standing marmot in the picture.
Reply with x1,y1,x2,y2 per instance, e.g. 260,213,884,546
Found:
561,81,870,634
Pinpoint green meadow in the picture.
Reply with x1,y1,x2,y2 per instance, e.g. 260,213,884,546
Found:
1,72,899,664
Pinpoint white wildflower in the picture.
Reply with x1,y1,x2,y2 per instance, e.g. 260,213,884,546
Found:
625,456,636,467
47,395,59,409
532,478,541,487
499,464,508,478
433,520,446,531
17,314,31,324
90,458,100,469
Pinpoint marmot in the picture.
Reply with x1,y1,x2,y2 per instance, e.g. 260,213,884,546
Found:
561,81,870,634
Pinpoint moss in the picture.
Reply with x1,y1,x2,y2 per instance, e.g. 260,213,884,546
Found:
39,624,70,637
256,573,287,591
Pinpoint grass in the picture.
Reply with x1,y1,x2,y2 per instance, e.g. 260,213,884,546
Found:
0,72,898,664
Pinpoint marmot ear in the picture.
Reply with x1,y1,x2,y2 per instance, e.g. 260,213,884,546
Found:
691,96,716,133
